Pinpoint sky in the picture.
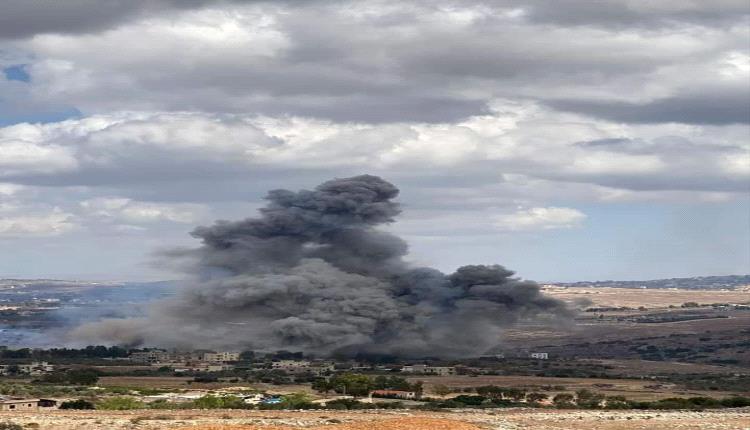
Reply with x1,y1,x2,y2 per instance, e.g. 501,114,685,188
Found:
0,0,748,282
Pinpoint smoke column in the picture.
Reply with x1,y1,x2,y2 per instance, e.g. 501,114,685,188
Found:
73,175,571,357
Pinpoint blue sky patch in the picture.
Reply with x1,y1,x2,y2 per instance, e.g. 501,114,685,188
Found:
3,64,30,82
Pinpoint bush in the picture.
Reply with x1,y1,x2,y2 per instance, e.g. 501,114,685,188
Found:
96,396,145,410
39,368,100,386
59,399,95,410
193,395,246,409
0,423,22,430
720,396,750,408
451,395,486,406
552,393,575,408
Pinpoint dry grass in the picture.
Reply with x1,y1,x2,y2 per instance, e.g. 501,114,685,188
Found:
1,408,748,430
411,374,741,401
543,286,750,308
171,417,482,430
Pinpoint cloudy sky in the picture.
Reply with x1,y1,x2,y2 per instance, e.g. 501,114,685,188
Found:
1,0,748,282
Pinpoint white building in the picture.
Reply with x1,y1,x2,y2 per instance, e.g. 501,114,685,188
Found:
401,365,455,375
0,362,54,376
173,363,233,373
201,352,240,362
271,360,311,369
129,350,170,364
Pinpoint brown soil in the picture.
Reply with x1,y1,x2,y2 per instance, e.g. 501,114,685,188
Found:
172,417,480,430
0,408,748,430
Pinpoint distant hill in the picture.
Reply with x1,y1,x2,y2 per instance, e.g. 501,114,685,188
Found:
550,275,750,290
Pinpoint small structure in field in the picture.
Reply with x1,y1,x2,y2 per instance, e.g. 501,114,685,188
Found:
0,398,57,411
370,389,418,400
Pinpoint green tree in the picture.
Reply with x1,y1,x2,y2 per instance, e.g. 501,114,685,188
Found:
193,395,245,409
604,395,629,409
506,388,527,401
526,392,548,404
432,384,452,397
65,368,100,385
281,393,313,409
476,385,506,400
312,378,334,394
96,397,145,410
575,389,604,408
59,399,95,410
552,393,575,408
329,374,373,397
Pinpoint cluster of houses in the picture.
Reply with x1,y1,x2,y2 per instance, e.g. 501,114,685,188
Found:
0,361,54,376
129,349,241,373
400,364,457,375
128,351,345,376
270,359,336,376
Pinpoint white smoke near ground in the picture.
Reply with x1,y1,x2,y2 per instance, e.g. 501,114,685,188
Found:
72,175,572,357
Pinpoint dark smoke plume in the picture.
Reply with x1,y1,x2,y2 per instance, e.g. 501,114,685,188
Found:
73,175,571,357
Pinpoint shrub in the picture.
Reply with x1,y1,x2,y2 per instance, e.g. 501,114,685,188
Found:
193,395,246,409
0,423,22,430
96,396,145,410
552,393,575,408
59,399,95,410
39,368,100,386
451,395,486,406
720,396,750,408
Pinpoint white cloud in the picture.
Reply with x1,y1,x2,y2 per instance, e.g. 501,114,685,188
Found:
494,207,587,231
3,1,742,125
0,208,75,238
80,197,205,224
0,136,78,176
0,183,23,196
0,106,747,198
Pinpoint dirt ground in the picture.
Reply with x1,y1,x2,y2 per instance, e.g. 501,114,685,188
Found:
543,286,750,308
0,408,748,430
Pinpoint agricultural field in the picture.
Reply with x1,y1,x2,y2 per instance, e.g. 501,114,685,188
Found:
408,374,744,401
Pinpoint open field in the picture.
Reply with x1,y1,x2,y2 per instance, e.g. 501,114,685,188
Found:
409,374,743,401
543,286,750,309
0,408,748,430
92,373,748,402
96,376,317,395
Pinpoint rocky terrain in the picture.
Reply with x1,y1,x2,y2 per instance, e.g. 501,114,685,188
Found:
0,408,748,430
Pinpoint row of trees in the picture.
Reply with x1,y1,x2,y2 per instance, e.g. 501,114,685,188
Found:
312,374,423,397
0,346,129,359
36,368,100,386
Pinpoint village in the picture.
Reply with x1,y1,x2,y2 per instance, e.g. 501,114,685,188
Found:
0,346,571,412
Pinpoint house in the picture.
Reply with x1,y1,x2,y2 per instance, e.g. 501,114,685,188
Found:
201,351,240,362
173,363,233,373
0,398,57,411
370,390,418,400
271,360,315,373
401,365,456,375
129,349,170,364
425,366,456,376
530,352,549,360
0,362,54,376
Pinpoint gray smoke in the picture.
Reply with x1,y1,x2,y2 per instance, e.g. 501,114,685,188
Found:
73,175,572,357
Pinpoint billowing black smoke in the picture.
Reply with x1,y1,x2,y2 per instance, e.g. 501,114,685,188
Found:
73,175,571,357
